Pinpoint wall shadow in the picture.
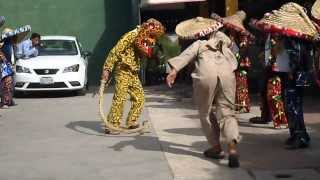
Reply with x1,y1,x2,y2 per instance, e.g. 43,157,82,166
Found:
88,0,139,86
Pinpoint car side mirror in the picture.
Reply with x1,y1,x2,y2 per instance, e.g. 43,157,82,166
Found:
82,51,92,59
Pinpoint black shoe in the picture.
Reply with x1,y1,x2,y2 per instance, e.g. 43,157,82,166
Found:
285,138,309,150
249,117,269,124
228,154,240,168
204,149,225,159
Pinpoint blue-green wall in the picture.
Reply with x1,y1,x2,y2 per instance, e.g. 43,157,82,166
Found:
0,0,139,84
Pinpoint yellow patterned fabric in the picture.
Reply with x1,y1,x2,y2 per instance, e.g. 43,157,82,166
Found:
103,28,144,128
103,28,140,72
102,19,164,129
106,70,144,127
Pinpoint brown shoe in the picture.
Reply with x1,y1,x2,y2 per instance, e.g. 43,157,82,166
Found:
128,124,140,130
204,148,225,159
104,128,120,135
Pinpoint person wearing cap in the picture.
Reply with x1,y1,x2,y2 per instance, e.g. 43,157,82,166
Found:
166,17,241,168
250,2,317,148
212,11,254,113
101,18,165,134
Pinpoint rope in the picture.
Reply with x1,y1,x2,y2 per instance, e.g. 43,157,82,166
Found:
99,79,150,134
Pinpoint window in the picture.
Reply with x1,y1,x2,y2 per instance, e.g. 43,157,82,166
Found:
39,40,78,56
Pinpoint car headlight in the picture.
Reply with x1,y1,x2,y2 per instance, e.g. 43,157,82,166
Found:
63,64,79,73
16,65,31,73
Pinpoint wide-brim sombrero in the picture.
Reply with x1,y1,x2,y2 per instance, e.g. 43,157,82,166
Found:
250,2,318,41
211,11,254,39
0,16,5,28
312,0,320,25
0,25,31,43
175,17,223,40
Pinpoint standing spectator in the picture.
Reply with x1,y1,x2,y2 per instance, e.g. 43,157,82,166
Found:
16,33,41,59
0,25,31,107
0,51,14,108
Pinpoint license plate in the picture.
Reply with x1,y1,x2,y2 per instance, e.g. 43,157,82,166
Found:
40,77,54,85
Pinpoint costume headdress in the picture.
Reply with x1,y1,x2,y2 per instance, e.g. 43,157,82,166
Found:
135,18,165,58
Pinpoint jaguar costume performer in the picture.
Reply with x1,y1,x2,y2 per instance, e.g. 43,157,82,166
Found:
100,18,165,134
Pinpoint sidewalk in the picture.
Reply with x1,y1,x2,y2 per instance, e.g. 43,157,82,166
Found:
144,84,320,180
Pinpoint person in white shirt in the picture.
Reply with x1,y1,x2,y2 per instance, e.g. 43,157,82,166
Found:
16,33,41,59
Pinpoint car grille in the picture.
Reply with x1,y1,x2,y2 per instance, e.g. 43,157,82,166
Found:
27,82,68,89
34,69,59,75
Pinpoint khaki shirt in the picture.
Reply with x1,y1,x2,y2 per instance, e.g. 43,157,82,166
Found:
168,31,238,75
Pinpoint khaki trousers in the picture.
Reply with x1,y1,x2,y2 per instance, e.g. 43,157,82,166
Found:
192,61,240,147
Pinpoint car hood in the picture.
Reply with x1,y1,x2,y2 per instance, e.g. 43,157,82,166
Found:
16,56,82,69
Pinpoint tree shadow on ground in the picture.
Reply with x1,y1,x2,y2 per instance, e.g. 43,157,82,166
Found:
65,120,227,167
161,127,320,170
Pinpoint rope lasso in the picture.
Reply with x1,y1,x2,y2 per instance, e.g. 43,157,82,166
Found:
99,79,150,134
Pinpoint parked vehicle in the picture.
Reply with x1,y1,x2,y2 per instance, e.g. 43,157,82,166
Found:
14,36,91,95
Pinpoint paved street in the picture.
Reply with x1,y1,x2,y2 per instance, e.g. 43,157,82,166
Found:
0,85,320,180
0,91,172,180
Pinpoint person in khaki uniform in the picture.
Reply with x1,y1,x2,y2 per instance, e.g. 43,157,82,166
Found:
166,17,241,168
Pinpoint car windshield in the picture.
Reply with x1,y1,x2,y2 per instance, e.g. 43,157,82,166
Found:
39,40,78,56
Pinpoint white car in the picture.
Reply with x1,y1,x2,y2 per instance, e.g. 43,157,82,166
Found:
14,36,90,94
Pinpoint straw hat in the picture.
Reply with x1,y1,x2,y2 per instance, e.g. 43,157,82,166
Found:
211,11,254,39
312,0,320,24
0,25,31,43
175,17,223,40
0,16,5,28
250,2,318,41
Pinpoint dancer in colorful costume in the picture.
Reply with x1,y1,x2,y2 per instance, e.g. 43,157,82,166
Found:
212,11,254,113
251,2,318,148
166,17,241,168
101,18,165,134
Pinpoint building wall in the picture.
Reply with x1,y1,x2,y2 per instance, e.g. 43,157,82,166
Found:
0,0,139,84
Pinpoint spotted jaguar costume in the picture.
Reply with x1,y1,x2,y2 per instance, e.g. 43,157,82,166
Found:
102,19,165,129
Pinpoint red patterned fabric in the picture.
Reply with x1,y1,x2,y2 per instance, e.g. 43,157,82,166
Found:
235,69,250,113
0,75,13,106
267,76,288,128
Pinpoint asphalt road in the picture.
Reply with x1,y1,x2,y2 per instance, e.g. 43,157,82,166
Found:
0,92,173,180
